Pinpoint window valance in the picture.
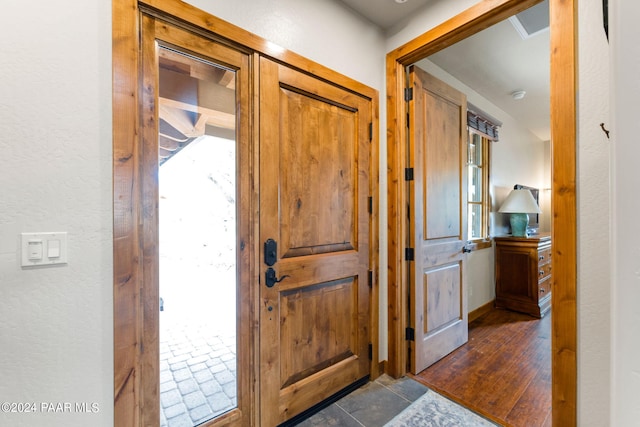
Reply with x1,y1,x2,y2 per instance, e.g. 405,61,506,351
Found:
467,103,501,141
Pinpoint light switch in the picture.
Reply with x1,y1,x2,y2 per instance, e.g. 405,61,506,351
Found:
48,239,61,258
28,240,43,260
21,232,68,267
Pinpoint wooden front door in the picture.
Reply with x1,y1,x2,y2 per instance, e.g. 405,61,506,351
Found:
258,57,372,425
407,65,468,374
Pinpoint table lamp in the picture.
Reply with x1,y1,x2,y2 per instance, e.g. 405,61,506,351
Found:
498,189,541,237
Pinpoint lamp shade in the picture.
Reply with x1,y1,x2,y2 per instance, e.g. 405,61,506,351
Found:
498,189,541,214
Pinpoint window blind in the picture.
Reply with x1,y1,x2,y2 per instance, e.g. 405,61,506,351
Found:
467,103,501,141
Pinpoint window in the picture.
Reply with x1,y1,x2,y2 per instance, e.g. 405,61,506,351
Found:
467,129,491,249
465,104,499,250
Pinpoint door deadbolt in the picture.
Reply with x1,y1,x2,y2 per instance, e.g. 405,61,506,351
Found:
264,238,277,266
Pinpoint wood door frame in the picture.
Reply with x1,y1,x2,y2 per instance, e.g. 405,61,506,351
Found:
113,0,379,425
385,0,576,425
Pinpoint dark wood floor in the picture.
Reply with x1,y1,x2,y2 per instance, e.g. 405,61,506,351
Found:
412,308,551,427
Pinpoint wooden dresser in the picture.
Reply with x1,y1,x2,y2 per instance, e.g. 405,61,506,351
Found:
494,233,551,318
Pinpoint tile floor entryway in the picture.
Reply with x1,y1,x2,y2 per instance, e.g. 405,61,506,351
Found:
294,375,429,427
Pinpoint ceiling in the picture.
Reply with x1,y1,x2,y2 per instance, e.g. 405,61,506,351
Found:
338,0,550,141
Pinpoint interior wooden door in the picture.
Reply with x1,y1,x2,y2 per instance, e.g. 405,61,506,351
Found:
258,56,372,425
408,65,468,374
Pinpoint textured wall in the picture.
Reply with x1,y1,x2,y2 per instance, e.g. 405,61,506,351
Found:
577,0,612,425
576,0,612,424
610,0,640,424
0,1,114,426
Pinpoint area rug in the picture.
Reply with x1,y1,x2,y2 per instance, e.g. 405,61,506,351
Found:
384,390,498,427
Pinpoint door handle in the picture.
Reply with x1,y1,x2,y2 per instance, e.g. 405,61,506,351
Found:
265,267,289,288
462,245,472,253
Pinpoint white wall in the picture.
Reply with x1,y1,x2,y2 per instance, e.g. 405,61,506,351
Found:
577,0,612,425
384,0,480,50
0,1,113,426
610,0,640,425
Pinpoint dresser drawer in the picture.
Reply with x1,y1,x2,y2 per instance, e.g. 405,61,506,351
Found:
538,276,551,297
537,247,551,265
538,262,552,281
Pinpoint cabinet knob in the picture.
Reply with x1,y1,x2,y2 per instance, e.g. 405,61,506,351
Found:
539,255,544,261
539,270,544,276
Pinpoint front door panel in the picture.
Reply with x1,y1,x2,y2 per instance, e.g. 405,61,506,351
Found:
259,57,371,425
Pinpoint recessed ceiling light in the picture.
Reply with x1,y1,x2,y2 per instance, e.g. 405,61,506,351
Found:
395,0,408,4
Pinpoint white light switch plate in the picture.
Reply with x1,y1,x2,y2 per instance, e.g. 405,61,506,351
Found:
21,232,68,267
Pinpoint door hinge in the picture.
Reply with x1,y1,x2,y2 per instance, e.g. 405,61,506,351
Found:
368,122,373,141
368,270,373,288
406,327,415,341
368,343,373,360
368,196,373,214
404,87,413,101
405,247,415,261
407,112,410,129
404,168,414,181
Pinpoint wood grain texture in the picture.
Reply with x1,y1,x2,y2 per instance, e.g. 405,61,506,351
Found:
385,0,577,424
424,264,461,332
549,0,578,424
413,309,551,427
112,0,141,425
139,14,161,427
115,4,257,426
259,57,373,425
385,59,408,379
409,66,468,374
278,88,355,255
279,278,357,387
115,2,380,424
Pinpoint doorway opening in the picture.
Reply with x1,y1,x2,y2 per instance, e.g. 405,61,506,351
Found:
386,0,577,424
403,3,551,423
